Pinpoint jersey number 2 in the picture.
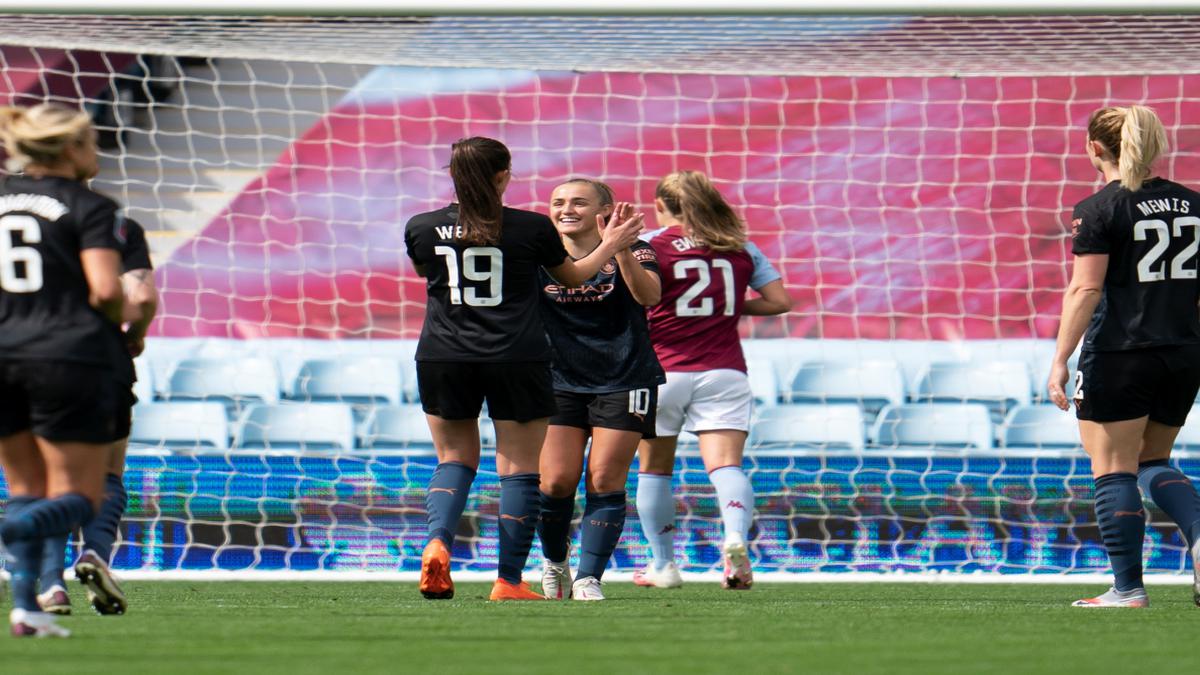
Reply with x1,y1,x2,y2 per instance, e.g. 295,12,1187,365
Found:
0,214,43,293
674,259,735,317
434,245,503,307
1134,217,1200,282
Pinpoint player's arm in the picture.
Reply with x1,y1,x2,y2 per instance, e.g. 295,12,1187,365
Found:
547,210,645,287
121,268,158,357
81,249,124,324
743,279,792,316
612,205,661,305
1047,253,1108,410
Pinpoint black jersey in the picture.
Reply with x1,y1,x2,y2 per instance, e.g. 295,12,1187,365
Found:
405,204,569,362
539,241,666,393
119,215,152,273
0,175,124,367
1072,177,1200,351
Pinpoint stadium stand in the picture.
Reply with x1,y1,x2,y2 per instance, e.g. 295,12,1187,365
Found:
870,403,994,451
165,356,282,416
913,361,1034,420
1001,404,1080,451
129,401,230,450
234,403,356,452
750,404,865,451
786,360,906,418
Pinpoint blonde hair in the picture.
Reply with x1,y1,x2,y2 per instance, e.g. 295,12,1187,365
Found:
655,171,746,252
0,103,93,173
1087,105,1167,192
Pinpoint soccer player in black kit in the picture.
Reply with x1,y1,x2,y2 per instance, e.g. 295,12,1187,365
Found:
0,104,126,637
405,138,645,601
1048,105,1200,608
38,214,156,617
535,180,665,601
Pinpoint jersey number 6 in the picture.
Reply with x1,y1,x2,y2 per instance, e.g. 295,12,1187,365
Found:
0,214,44,293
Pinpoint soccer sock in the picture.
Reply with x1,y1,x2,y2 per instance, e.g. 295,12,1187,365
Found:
1093,473,1146,592
39,533,68,590
1137,460,1200,548
577,491,627,581
0,493,95,544
537,491,575,564
709,466,754,544
497,473,540,584
636,473,676,571
4,496,43,612
81,472,129,563
425,462,476,548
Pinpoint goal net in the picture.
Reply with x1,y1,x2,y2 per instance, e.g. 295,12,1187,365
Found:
2,12,1200,580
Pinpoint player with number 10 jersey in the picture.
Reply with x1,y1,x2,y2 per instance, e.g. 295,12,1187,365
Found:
634,171,792,591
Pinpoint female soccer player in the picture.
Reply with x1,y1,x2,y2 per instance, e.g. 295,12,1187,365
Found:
405,138,645,601
38,214,156,617
536,179,665,601
1048,105,1200,608
0,103,127,636
634,170,792,591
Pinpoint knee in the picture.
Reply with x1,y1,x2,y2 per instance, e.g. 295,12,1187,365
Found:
587,465,630,494
540,475,578,498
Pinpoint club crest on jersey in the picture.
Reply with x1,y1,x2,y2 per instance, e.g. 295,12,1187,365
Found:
601,260,617,275
1070,218,1082,238
113,214,129,244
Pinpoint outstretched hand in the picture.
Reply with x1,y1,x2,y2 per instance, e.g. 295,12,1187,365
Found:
598,201,644,251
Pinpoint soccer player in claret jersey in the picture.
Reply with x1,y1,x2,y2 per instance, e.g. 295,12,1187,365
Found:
405,138,644,601
634,171,792,590
0,104,127,637
37,214,156,616
536,180,665,601
1048,105,1200,608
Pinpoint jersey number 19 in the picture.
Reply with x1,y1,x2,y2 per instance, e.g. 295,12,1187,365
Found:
434,245,503,307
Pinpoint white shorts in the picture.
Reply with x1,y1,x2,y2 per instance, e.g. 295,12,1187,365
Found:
655,369,754,436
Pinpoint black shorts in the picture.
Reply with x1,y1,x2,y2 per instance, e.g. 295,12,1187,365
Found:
1075,344,1200,426
417,361,557,423
0,360,125,443
550,388,658,438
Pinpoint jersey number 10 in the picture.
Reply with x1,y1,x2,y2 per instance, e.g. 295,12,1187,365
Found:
434,245,503,307
1135,217,1200,282
0,214,44,293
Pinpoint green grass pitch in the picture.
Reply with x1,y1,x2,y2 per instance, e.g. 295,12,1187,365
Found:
3,581,1197,674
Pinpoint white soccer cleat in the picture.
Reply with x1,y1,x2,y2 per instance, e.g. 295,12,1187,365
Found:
571,576,605,601
10,608,71,638
632,561,683,589
37,584,72,615
1191,539,1200,607
721,538,753,590
542,555,573,600
1072,587,1149,608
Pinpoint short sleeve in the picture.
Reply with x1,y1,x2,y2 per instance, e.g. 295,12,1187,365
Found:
120,216,153,272
404,217,426,266
630,240,659,275
1071,201,1110,255
77,198,121,251
536,216,569,268
745,241,782,289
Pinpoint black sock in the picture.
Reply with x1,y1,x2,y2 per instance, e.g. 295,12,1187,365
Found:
81,472,128,563
0,492,94,543
497,473,540,584
1137,460,1200,549
1094,473,1146,592
537,491,575,564
4,496,42,611
577,491,627,581
425,462,476,548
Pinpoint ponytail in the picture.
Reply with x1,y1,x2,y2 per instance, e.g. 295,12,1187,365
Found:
655,170,746,252
0,103,93,172
449,137,510,246
1087,105,1167,192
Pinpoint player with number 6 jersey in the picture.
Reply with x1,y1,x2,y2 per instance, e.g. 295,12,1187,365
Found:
535,179,665,601
634,171,792,591
1048,105,1200,609
404,137,644,602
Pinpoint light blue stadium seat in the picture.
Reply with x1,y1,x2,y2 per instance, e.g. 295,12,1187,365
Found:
871,403,994,451
1001,405,1079,450
234,403,355,452
289,356,403,405
133,356,155,403
165,357,281,415
360,405,433,449
129,402,230,450
750,404,865,451
1176,406,1200,449
746,359,780,408
786,360,905,417
915,361,1033,419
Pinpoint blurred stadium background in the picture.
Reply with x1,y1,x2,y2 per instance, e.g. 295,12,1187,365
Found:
3,12,1200,582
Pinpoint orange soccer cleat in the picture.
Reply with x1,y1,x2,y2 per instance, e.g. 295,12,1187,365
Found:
489,578,546,601
419,539,454,600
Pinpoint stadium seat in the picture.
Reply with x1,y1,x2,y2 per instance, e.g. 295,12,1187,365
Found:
750,404,865,451
360,405,434,449
165,356,281,414
133,356,155,403
288,356,404,420
914,361,1033,419
870,403,994,451
129,402,230,450
1175,406,1200,449
746,359,780,407
786,360,905,417
234,403,356,452
1000,405,1080,450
